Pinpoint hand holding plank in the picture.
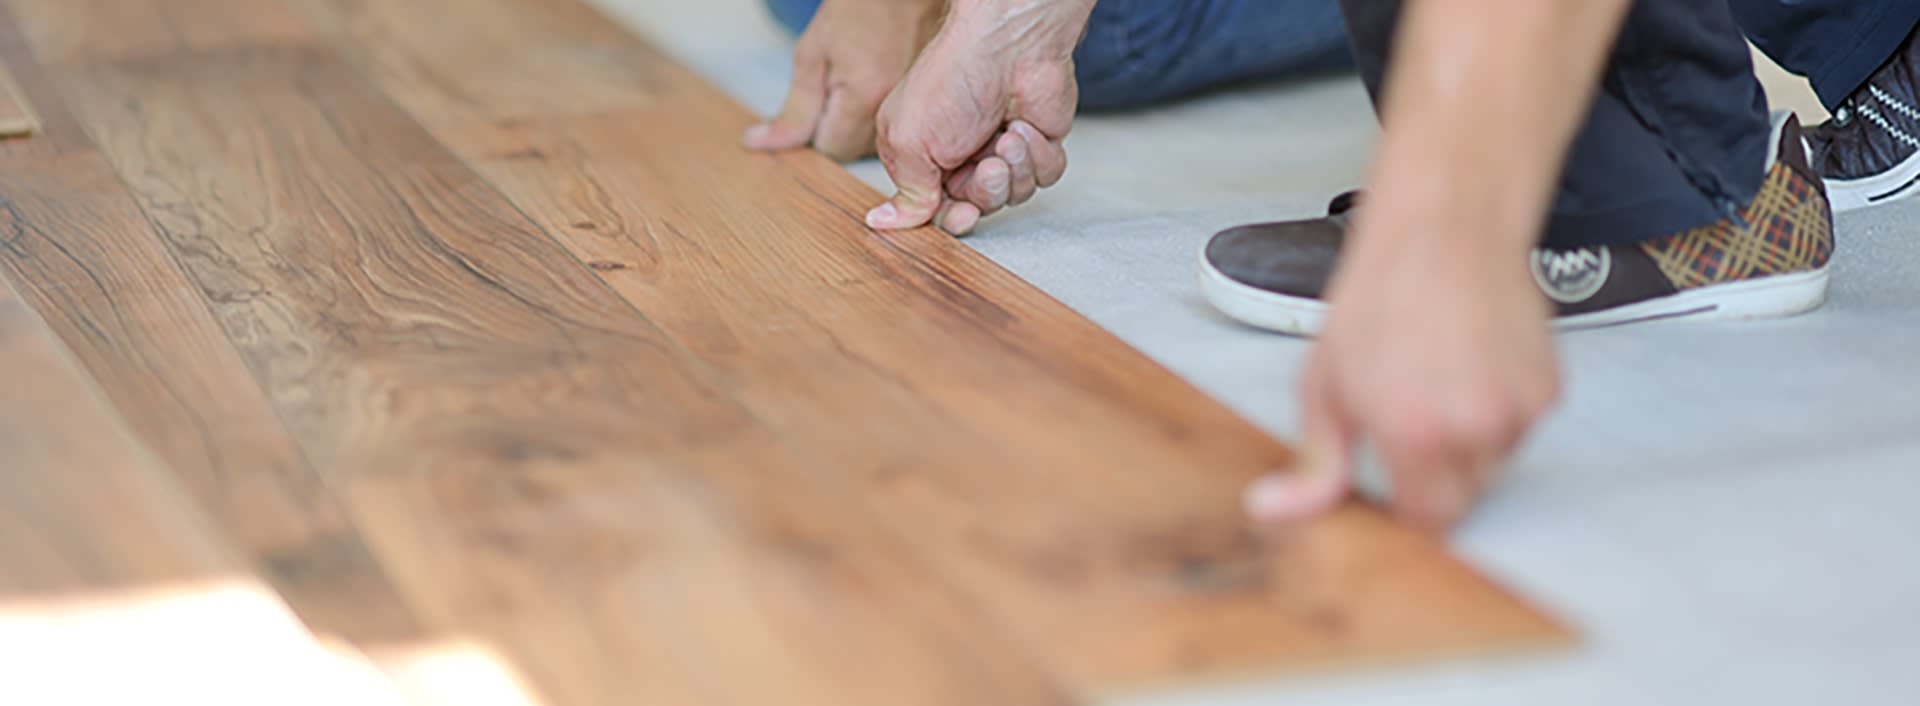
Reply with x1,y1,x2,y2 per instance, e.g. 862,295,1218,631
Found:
866,0,1090,235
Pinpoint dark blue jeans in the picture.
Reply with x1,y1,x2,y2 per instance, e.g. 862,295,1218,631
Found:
766,0,1918,248
1736,0,1920,108
762,0,1352,111
1346,0,1917,248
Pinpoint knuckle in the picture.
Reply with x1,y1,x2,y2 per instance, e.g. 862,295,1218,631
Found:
1380,409,1445,458
873,121,907,153
1045,156,1069,185
793,45,827,68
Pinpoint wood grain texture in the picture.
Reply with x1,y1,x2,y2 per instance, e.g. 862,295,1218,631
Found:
7,0,315,64
0,9,420,644
294,0,1572,694
0,0,1572,703
8,6,1070,704
0,278,416,706
0,280,235,597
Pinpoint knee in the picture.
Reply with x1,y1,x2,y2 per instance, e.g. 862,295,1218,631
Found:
763,0,823,36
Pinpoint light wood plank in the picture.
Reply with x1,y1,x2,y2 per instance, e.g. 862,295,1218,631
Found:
3,0,1572,703
291,0,1572,694
0,11,421,644
0,282,235,596
0,278,416,706
7,0,316,64
10,9,1071,705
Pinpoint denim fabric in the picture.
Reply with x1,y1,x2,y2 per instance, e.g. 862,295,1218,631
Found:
1343,0,1772,249
1732,0,1920,108
760,0,1351,111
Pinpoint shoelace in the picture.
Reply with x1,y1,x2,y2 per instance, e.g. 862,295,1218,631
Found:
1832,85,1920,151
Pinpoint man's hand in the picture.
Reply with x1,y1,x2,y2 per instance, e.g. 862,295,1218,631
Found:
1247,213,1561,532
1244,0,1633,531
743,0,945,162
865,0,1094,235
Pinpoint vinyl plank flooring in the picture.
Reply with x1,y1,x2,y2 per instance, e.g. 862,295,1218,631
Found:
0,278,413,706
7,0,316,64
292,0,1572,695
3,0,1572,703
0,280,237,597
7,5,1070,705
0,10,420,644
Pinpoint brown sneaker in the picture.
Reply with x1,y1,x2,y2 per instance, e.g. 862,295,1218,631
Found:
1805,23,1920,212
1199,113,1834,336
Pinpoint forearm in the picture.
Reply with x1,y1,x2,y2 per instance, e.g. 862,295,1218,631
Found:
1355,0,1633,256
947,0,1097,58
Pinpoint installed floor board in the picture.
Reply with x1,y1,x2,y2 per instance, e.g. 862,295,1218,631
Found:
0,278,416,706
9,5,1071,705
293,0,1570,695
0,10,421,645
0,280,238,598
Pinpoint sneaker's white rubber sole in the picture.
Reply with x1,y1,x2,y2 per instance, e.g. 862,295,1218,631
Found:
1197,248,1830,337
1827,147,1920,213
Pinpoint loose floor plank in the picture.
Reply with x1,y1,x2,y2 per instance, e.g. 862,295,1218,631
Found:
0,278,416,706
5,5,1072,705
2,0,1572,703
292,0,1572,695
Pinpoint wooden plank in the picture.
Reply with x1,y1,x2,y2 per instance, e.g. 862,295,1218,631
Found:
7,0,316,64
0,282,236,597
0,278,415,706
8,7,1070,705
0,10,422,645
291,0,1572,694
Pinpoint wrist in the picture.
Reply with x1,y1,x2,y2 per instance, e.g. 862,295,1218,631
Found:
946,0,1095,57
1354,144,1553,260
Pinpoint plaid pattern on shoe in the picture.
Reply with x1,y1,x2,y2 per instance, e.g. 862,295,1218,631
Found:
1639,157,1833,290
1199,114,1833,336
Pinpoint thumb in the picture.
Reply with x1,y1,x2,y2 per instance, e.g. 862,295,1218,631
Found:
744,55,827,151
867,138,948,230
1245,368,1356,524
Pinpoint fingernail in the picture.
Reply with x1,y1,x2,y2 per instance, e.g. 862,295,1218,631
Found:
1002,135,1028,165
1009,120,1042,144
941,205,979,235
865,203,898,228
981,166,1010,200
1243,474,1295,522
742,124,770,145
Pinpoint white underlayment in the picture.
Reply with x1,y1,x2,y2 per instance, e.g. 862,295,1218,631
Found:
600,1,1920,702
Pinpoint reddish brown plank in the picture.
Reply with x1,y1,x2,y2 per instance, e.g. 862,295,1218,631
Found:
292,0,1573,694
0,276,420,706
0,282,235,597
7,4,1072,704
8,0,315,64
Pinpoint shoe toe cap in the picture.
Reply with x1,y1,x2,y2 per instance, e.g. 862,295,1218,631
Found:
1203,220,1344,299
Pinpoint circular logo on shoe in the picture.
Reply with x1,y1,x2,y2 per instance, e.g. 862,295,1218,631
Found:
1530,247,1612,304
